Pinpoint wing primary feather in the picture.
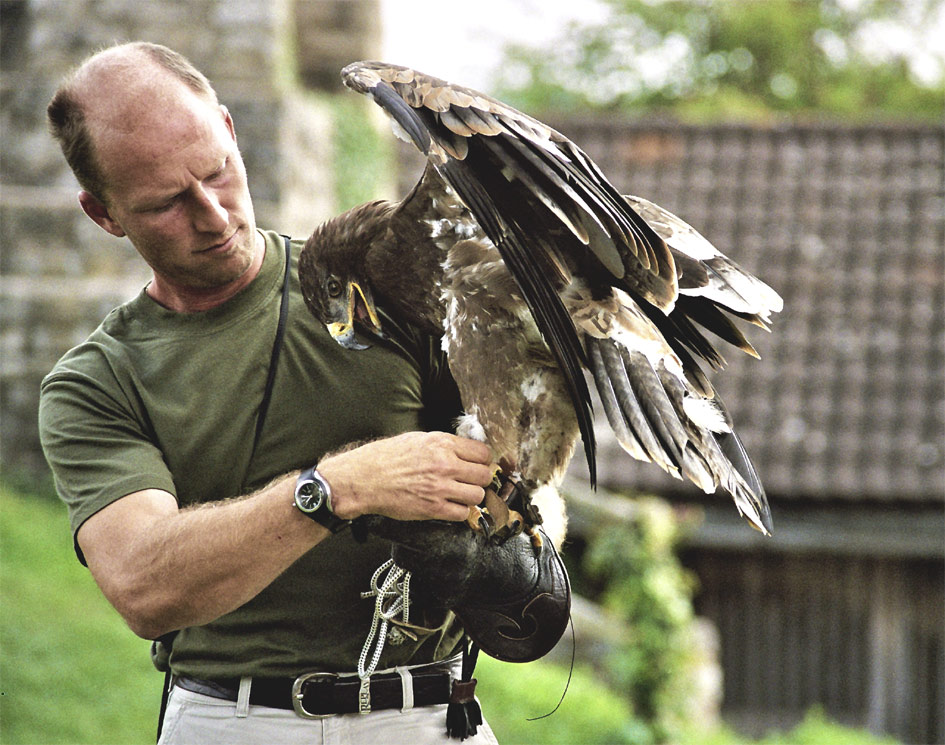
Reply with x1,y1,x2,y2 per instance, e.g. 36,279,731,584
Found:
587,340,651,462
591,338,677,472
368,81,432,154
618,347,690,465
714,428,772,532
675,296,760,359
505,133,645,271
670,338,715,398
478,135,596,247
484,117,676,296
563,142,674,278
643,300,728,371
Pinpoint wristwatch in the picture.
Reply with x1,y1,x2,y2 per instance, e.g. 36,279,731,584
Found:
294,466,350,533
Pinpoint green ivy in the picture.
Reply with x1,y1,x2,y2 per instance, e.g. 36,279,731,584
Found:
582,497,701,743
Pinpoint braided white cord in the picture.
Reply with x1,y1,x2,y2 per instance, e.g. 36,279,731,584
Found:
358,559,412,680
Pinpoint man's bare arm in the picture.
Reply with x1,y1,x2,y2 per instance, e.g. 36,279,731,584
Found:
77,431,493,639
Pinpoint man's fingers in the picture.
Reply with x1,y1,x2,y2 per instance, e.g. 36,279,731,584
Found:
448,433,492,465
447,482,486,507
448,460,495,489
320,431,496,522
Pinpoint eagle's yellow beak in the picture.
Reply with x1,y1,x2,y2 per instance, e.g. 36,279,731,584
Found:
327,281,383,350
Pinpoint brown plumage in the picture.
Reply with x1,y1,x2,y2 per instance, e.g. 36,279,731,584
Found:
299,62,782,543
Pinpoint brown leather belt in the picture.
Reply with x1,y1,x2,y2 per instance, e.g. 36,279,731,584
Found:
175,668,452,717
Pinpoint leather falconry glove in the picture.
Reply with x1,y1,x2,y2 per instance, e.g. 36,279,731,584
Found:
357,515,570,663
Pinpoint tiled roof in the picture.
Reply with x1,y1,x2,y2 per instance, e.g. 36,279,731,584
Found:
554,121,944,504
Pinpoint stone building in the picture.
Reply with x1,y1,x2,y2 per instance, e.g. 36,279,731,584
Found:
1,0,381,479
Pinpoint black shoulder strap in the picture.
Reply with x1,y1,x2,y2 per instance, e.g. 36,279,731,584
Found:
250,234,292,461
156,235,292,743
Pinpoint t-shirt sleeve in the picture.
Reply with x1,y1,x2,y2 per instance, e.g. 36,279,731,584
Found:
39,367,177,563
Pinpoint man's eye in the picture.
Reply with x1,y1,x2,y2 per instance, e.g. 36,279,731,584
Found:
208,159,228,180
152,198,177,213
326,278,343,297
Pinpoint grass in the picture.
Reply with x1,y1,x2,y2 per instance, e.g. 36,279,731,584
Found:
0,486,160,744
476,654,640,744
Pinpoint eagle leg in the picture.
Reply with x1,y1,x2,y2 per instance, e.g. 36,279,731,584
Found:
466,504,487,533
502,477,544,529
481,481,523,544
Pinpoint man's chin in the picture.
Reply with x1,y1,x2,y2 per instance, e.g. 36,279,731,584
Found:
198,231,262,288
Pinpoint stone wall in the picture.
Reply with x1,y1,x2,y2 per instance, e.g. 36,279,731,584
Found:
0,0,380,481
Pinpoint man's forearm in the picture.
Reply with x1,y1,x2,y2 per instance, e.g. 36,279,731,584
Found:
80,473,326,639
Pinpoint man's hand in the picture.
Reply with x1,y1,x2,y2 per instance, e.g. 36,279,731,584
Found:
317,431,494,522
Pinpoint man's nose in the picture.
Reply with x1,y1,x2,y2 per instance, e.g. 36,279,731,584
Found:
190,185,229,233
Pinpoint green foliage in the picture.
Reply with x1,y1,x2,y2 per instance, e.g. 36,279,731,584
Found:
475,655,642,744
327,93,395,212
759,707,901,745
581,497,701,743
688,707,902,745
495,0,944,121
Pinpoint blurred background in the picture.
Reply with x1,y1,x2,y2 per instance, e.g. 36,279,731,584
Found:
1,1,942,743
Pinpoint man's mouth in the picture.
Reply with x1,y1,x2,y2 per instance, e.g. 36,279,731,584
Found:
200,230,237,254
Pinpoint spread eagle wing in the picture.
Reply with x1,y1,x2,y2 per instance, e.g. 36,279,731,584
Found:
342,61,680,491
304,61,782,536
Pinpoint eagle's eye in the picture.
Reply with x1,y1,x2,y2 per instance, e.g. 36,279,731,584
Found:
326,277,343,298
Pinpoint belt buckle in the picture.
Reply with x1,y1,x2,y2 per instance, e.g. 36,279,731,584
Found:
291,671,338,719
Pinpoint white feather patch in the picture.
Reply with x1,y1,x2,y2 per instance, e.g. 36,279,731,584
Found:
682,395,731,433
454,413,487,442
520,373,544,403
529,483,568,549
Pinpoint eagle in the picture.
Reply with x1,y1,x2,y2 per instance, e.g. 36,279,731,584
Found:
299,61,782,547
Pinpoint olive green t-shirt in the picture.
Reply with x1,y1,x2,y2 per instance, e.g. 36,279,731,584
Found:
38,229,465,678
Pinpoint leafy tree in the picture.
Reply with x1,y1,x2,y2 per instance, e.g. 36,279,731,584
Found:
494,0,945,121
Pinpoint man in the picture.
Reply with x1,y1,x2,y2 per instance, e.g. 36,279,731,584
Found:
39,41,500,744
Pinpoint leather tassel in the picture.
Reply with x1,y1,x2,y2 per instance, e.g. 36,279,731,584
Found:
446,679,482,740
446,638,482,740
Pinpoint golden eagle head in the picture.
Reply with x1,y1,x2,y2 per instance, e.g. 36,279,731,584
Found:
299,201,393,349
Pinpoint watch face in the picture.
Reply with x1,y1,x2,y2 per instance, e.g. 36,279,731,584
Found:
296,479,326,513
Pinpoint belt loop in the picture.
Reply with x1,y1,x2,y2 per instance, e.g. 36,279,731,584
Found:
395,666,414,711
235,676,252,718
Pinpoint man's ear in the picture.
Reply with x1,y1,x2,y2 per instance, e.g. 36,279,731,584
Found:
220,104,236,142
78,191,126,238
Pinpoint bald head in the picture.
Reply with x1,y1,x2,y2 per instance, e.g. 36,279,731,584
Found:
48,42,218,201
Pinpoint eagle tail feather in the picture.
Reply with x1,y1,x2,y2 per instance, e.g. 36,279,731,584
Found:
715,429,772,534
